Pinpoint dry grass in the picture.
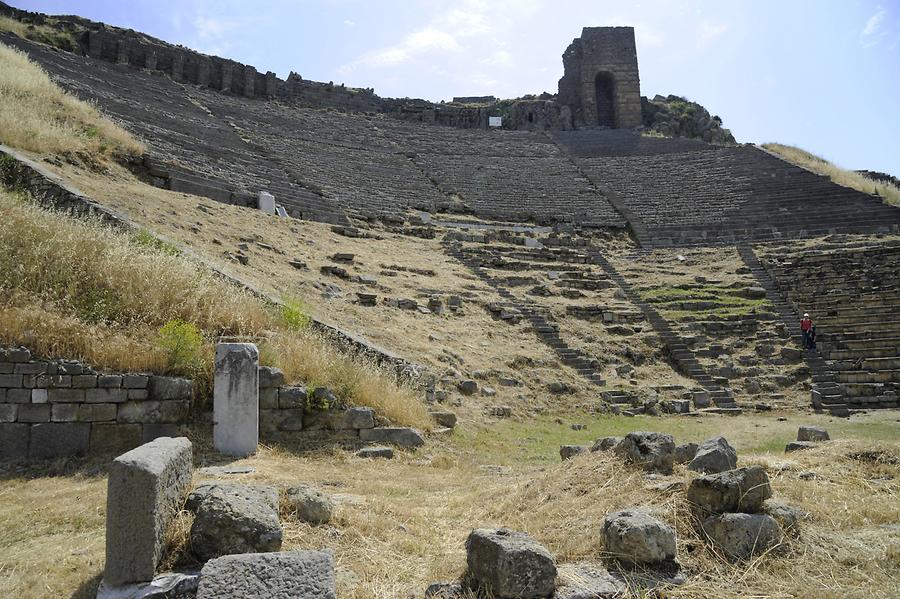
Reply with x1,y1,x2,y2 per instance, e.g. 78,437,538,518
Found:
764,143,900,207
0,41,143,160
3,425,897,599
0,188,429,425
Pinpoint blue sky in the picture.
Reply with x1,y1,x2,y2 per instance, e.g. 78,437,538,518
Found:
14,1,900,175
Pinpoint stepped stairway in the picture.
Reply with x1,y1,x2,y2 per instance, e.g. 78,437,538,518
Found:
737,245,846,413
760,245,900,412
586,250,738,410
441,241,605,387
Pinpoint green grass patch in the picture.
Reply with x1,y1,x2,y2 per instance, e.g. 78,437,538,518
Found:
638,283,770,318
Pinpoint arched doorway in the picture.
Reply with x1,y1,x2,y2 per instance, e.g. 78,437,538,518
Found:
594,72,616,127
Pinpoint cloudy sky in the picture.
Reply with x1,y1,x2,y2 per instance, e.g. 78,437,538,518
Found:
15,0,900,175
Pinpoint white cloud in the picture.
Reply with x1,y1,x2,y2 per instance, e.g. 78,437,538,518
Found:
190,15,237,55
862,7,886,37
481,49,513,67
343,19,356,28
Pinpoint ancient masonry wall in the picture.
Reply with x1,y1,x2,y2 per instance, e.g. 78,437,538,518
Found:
0,346,192,460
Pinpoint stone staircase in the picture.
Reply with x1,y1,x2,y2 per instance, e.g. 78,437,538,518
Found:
586,250,738,410
737,245,845,413
442,241,606,387
760,244,900,412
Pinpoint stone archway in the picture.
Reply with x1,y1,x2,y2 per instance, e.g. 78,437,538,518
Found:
594,72,616,127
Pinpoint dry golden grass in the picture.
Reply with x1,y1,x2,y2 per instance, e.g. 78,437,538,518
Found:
0,41,143,160
0,188,429,424
3,426,897,599
764,143,900,207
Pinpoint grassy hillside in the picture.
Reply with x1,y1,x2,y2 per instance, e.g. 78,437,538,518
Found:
764,143,900,207
0,187,429,426
0,42,142,160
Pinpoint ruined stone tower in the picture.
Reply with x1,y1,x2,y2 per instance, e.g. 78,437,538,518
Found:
558,27,642,129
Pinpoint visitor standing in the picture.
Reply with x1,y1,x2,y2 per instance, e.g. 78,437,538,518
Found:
800,313,813,349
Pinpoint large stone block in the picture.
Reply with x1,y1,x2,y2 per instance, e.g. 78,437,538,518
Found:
149,376,192,401
614,431,675,474
28,422,90,459
359,427,424,448
0,423,29,459
18,403,51,422
465,528,556,598
701,513,784,560
196,550,336,599
797,426,829,442
117,400,190,424
602,508,676,565
687,466,772,516
214,343,259,457
688,436,737,474
188,483,282,561
104,437,193,586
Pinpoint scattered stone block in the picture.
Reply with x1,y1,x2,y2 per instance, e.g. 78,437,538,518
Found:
430,411,457,428
797,426,829,442
591,436,621,452
214,343,259,457
554,563,626,599
355,446,394,459
197,550,336,599
687,466,772,516
602,508,676,565
614,431,676,474
285,484,334,525
465,528,556,598
359,427,424,448
457,380,478,395
701,513,784,560
560,445,589,460
674,442,698,464
489,405,512,418
104,437,193,586
688,436,737,474
189,483,282,561
764,500,809,534
785,441,816,452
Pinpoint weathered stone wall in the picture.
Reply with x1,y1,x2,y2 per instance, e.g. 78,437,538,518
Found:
558,27,642,128
0,346,192,460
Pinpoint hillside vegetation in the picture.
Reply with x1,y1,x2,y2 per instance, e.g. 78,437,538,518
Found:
0,42,143,160
764,143,900,207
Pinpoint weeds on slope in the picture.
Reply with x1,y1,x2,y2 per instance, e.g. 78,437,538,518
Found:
0,41,143,160
764,143,900,207
0,189,429,427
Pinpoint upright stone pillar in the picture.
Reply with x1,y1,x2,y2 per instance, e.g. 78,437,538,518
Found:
258,191,276,214
198,58,211,87
88,31,103,58
220,63,233,92
264,71,278,98
145,50,157,71
172,53,184,82
116,40,130,65
244,66,257,98
213,343,259,456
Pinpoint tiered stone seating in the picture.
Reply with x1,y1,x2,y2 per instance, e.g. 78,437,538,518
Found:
554,129,900,246
763,244,900,410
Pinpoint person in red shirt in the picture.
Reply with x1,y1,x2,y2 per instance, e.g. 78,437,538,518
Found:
800,313,813,349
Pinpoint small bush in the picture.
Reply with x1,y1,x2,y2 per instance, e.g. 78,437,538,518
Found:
280,298,311,331
158,319,204,374
132,229,181,256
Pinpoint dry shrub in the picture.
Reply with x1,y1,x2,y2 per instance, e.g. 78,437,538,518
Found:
764,143,900,207
0,41,143,160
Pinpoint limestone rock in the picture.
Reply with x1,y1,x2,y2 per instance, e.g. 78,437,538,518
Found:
785,441,816,452
614,431,676,474
560,445,589,460
430,411,457,428
591,437,621,452
359,427,424,448
458,380,478,395
687,466,772,515
189,483,283,561
555,563,626,599
285,485,334,525
797,426,829,442
674,442,698,464
465,528,556,598
355,446,394,459
602,509,676,565
688,436,737,474
701,513,784,560
196,550,336,598
764,500,809,534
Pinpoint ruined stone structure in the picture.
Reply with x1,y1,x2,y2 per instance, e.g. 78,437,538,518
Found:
558,27,642,128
